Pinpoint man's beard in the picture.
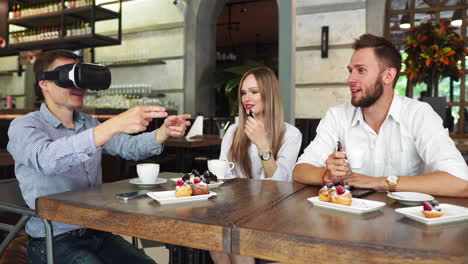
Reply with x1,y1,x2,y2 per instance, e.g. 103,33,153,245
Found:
351,78,384,108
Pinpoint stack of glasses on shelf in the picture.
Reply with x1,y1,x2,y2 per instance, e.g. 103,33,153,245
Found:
83,84,179,111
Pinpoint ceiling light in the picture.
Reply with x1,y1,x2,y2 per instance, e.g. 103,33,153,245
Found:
400,1,411,29
451,8,462,26
400,14,411,29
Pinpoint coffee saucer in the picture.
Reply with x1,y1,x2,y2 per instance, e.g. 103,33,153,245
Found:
129,178,167,187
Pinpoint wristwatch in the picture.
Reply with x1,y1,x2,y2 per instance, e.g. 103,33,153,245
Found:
259,150,272,161
386,175,399,192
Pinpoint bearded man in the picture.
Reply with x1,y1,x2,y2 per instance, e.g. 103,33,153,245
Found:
293,34,468,197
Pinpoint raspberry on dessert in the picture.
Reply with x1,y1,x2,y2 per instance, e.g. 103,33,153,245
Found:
422,201,433,211
194,177,201,184
176,180,185,186
336,185,346,195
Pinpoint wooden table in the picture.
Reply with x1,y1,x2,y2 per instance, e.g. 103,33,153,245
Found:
36,175,305,253
164,135,222,172
233,186,468,264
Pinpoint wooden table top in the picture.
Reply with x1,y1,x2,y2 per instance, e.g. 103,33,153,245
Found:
36,176,305,252
165,135,222,148
233,186,468,264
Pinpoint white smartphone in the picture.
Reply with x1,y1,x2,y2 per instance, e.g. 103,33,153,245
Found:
115,190,150,200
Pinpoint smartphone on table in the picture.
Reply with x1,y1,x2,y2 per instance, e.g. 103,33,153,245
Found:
350,188,376,198
115,190,150,200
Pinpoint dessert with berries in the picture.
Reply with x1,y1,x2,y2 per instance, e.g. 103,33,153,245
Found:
175,180,192,197
201,171,222,184
182,169,201,183
191,177,210,195
331,185,352,206
422,200,443,218
318,182,336,202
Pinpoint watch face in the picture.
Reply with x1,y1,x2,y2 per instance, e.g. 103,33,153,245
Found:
262,151,271,160
387,175,398,183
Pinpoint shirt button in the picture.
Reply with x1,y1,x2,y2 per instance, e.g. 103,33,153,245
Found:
87,153,93,157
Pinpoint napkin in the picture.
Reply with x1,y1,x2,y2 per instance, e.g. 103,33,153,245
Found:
185,115,203,139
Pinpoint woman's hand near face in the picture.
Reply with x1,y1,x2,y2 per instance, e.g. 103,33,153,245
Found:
244,116,270,153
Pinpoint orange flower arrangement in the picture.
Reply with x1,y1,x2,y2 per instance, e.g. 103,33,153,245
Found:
404,19,467,96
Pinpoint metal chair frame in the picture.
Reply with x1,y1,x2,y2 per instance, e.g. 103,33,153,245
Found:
0,179,54,264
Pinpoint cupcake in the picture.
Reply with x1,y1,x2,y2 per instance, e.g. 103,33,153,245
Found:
318,182,336,202
422,200,443,218
175,180,192,197
331,185,352,206
191,177,210,195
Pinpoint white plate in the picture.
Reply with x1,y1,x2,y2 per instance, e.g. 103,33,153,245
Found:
387,192,434,205
129,178,167,187
396,204,468,225
307,196,385,215
146,191,217,205
170,178,224,188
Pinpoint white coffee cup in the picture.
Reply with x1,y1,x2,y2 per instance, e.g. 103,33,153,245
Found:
137,163,160,183
207,159,235,179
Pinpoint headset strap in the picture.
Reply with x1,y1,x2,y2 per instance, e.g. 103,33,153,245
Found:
36,71,60,81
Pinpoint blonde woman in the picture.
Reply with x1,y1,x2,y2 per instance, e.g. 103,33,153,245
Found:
210,66,302,264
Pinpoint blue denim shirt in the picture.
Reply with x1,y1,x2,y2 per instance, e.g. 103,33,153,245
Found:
7,103,163,238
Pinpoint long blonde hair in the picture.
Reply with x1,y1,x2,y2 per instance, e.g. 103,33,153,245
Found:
228,67,285,178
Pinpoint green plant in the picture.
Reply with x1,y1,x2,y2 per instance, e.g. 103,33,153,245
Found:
404,19,467,96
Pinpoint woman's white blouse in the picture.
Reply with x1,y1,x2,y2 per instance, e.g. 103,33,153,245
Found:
219,122,302,182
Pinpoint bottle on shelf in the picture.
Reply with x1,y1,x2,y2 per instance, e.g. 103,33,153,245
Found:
10,4,15,18
14,3,21,18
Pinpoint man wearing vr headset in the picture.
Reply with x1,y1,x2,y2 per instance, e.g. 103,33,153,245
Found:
7,49,191,264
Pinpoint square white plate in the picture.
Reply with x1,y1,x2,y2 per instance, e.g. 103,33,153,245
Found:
147,191,217,205
170,178,224,188
307,196,385,215
395,204,468,225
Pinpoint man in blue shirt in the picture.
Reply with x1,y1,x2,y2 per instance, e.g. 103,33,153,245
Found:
7,49,191,264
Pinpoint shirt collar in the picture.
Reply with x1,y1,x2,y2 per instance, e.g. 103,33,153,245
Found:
350,91,402,127
351,107,363,127
387,91,401,124
40,103,86,129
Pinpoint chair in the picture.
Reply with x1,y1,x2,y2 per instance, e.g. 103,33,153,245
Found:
0,179,54,264
422,97,448,121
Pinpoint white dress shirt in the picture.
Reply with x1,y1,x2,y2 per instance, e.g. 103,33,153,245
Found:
220,122,302,181
297,92,468,180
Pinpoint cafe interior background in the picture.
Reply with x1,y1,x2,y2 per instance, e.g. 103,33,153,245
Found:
1,0,468,175
0,0,468,262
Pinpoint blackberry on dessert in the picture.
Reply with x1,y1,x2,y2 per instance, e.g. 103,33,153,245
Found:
202,170,220,184
182,169,201,183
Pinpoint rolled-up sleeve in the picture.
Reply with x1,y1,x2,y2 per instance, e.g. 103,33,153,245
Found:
297,110,338,167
